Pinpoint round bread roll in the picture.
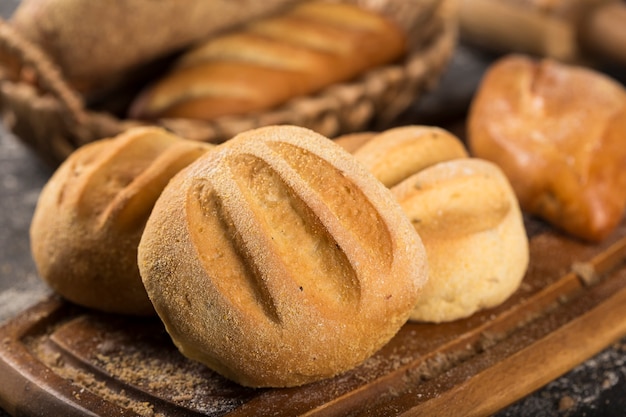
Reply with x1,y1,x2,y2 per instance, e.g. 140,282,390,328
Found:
467,54,626,242
137,125,427,387
30,127,214,315
343,125,529,322
392,159,529,322
350,125,469,187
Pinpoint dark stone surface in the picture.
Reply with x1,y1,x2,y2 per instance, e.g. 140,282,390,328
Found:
0,0,52,326
0,126,52,322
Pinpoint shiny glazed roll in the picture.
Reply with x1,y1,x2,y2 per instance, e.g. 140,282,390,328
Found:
137,125,427,387
467,54,626,242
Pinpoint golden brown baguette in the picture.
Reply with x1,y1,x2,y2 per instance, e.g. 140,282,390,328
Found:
337,125,529,322
30,127,214,315
128,1,407,121
138,125,427,387
467,54,626,242
9,0,301,93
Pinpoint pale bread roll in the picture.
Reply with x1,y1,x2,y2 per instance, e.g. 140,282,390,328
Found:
30,127,214,315
341,125,529,322
467,54,626,242
392,159,529,322
137,125,427,387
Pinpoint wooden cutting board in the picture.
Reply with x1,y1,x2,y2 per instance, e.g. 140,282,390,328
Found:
1,216,626,417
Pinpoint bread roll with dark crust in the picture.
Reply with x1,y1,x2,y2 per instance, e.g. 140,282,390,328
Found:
128,1,407,121
467,54,626,242
30,127,214,315
137,125,427,387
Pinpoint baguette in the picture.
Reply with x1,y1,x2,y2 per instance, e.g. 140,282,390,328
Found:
129,1,407,121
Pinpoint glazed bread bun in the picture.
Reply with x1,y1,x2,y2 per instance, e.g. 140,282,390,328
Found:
467,54,626,242
337,125,529,322
129,1,407,121
137,125,427,387
30,127,214,315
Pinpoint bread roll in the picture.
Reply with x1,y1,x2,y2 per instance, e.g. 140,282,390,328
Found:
350,125,469,187
392,159,529,322
340,125,529,322
332,131,377,153
10,0,301,93
129,1,407,121
30,127,214,315
137,125,427,387
467,54,626,242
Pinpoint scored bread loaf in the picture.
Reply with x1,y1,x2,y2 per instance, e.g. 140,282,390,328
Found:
467,54,626,242
137,125,427,387
128,1,408,121
9,0,301,94
29,127,214,315
337,126,529,322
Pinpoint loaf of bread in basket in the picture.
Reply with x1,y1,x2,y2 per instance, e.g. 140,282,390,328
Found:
0,0,458,165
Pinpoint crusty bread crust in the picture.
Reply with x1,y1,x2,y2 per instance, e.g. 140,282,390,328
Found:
138,125,427,387
29,127,213,315
468,54,626,242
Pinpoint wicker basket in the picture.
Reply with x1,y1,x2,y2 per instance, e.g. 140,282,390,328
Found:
0,0,458,167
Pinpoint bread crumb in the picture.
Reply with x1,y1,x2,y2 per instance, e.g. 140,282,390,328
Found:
558,395,576,411
571,262,599,286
